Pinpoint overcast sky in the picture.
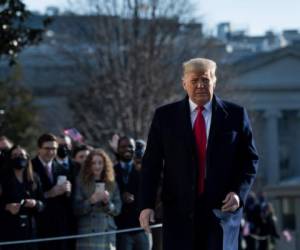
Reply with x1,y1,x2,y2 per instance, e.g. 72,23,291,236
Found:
23,0,300,35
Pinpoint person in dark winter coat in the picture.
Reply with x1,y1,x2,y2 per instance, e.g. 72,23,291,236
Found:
139,58,259,250
32,133,72,250
0,145,44,250
115,136,152,250
258,202,280,250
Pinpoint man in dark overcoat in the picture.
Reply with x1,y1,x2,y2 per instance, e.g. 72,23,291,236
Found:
139,58,259,250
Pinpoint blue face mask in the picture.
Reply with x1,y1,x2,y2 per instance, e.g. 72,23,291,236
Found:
11,157,28,170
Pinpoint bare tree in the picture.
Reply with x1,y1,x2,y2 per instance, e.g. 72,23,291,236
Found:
58,0,208,144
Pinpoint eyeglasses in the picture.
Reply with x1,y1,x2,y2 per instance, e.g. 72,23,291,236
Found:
41,147,57,151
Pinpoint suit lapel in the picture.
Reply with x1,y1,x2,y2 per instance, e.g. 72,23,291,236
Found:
33,157,53,188
177,96,229,176
206,95,228,167
176,97,199,183
178,96,196,155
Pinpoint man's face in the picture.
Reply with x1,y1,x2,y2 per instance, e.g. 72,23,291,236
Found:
38,141,58,163
182,70,215,106
118,138,135,162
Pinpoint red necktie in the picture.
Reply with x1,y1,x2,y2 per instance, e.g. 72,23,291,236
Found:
193,106,207,194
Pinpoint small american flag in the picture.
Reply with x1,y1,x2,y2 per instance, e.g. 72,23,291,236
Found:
64,128,83,142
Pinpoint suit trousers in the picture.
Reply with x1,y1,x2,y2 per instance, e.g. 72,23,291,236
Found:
195,194,223,250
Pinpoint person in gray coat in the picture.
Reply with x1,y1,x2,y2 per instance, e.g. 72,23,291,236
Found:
73,149,122,250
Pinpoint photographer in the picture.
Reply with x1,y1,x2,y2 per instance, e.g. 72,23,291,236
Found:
32,133,72,250
73,149,121,250
0,145,44,250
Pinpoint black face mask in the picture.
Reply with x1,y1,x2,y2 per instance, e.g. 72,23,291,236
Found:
57,145,70,159
11,157,28,170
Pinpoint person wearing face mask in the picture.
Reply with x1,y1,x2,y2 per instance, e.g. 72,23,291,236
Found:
0,145,44,250
56,135,78,183
55,135,80,250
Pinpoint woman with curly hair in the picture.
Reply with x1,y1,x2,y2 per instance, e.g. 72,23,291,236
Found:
73,149,121,250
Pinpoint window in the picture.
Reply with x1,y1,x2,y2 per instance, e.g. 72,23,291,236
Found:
281,198,296,230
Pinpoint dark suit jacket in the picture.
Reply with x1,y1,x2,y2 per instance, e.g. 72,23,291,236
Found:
140,95,259,250
56,157,80,186
31,157,71,250
0,170,44,248
114,162,141,229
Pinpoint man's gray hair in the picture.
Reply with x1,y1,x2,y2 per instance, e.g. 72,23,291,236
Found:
183,58,217,83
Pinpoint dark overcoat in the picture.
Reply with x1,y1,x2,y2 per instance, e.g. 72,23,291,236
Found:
140,95,259,250
31,157,72,250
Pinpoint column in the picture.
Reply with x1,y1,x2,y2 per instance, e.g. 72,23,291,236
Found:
263,109,282,185
294,111,300,176
295,198,300,250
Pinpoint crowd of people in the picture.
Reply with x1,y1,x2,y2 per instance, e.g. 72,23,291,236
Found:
240,192,280,250
0,132,282,250
0,134,158,250
0,131,279,250
0,136,284,250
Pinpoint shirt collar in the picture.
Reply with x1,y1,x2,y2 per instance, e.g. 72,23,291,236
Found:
120,160,133,169
38,156,52,168
188,98,212,113
57,158,69,165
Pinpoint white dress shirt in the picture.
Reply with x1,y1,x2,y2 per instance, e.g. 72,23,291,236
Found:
189,98,212,146
38,156,53,169
38,156,53,179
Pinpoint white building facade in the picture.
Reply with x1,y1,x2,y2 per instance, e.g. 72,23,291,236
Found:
221,45,300,250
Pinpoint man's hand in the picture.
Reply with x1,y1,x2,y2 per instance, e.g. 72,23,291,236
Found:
63,181,72,193
46,184,66,198
139,208,155,233
24,199,37,208
5,203,21,215
122,192,134,204
221,192,240,212
108,134,120,153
